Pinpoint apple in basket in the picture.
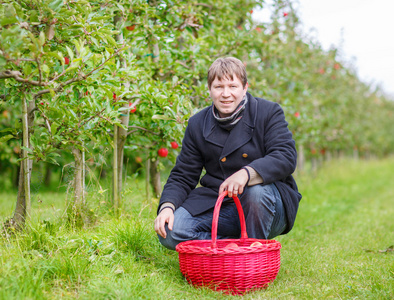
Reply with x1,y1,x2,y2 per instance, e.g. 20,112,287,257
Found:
225,242,239,248
250,242,263,247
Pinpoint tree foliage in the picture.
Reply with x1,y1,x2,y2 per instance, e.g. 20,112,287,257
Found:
1,0,393,223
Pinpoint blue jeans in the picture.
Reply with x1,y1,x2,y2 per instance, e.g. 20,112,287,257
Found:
158,183,287,250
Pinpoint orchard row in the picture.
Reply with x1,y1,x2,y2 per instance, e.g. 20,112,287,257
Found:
1,0,393,226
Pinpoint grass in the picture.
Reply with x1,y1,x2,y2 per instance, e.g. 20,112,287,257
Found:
0,157,393,299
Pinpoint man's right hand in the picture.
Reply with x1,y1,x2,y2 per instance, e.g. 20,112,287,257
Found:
154,207,174,238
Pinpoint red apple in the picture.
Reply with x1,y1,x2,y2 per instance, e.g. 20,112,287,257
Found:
250,242,263,247
334,63,340,70
2,110,8,118
135,156,142,164
13,146,21,154
225,242,239,248
129,102,137,113
113,93,116,100
158,148,169,158
255,27,262,33
170,141,179,149
319,68,325,74
294,112,300,118
126,25,136,31
64,57,70,65
283,12,288,17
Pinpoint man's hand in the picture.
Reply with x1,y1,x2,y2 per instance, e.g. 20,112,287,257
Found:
219,168,249,198
154,207,174,238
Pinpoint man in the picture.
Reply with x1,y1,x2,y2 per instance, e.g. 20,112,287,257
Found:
154,57,301,250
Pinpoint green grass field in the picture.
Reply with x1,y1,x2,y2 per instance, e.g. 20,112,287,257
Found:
0,158,393,299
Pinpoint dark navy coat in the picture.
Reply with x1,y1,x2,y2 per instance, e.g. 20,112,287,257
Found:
159,92,302,234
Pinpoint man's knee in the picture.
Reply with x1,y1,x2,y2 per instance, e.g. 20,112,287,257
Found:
242,184,278,208
158,225,177,250
157,207,196,250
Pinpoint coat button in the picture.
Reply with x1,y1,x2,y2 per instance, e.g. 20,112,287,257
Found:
221,157,226,162
242,153,248,158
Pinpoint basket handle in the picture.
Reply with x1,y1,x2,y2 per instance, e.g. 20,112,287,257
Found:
211,191,248,249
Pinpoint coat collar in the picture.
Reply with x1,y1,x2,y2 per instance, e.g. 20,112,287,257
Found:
203,92,257,157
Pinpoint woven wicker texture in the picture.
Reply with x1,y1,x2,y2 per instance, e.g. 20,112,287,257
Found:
176,191,281,295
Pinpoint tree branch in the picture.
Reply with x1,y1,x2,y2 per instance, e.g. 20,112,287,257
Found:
83,44,127,79
127,126,159,136
78,107,106,129
0,70,47,86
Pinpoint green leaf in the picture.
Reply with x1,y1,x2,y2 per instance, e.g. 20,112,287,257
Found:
50,122,58,136
48,0,64,12
21,146,33,153
65,46,74,62
1,4,17,26
41,64,50,74
152,115,171,121
39,31,46,46
0,134,14,143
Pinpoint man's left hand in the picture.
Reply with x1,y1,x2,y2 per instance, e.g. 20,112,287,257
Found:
219,168,249,198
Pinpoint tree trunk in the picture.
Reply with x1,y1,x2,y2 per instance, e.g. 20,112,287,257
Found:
72,148,83,206
113,124,119,214
11,159,33,229
44,163,52,186
150,158,162,198
13,164,20,188
311,157,318,173
114,119,129,213
325,150,332,162
69,147,85,227
10,96,34,229
353,146,359,160
145,158,151,202
112,14,131,214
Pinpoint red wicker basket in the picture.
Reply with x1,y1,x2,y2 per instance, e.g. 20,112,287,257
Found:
176,191,281,295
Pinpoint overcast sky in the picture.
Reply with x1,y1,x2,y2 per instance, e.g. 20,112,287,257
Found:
254,0,394,98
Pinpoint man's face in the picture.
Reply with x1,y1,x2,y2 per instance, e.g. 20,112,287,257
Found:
209,75,248,118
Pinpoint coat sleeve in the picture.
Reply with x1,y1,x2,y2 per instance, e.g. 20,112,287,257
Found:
158,119,204,212
248,102,297,184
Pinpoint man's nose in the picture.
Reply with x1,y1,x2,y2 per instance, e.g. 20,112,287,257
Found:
222,86,231,97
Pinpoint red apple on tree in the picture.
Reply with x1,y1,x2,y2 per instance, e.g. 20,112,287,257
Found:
129,102,137,113
135,156,142,164
158,148,169,158
126,25,136,31
294,112,300,118
64,57,70,65
170,141,179,149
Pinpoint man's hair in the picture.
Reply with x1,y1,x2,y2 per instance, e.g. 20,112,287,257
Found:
207,57,248,89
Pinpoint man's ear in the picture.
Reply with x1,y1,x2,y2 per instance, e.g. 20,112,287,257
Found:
244,82,249,92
